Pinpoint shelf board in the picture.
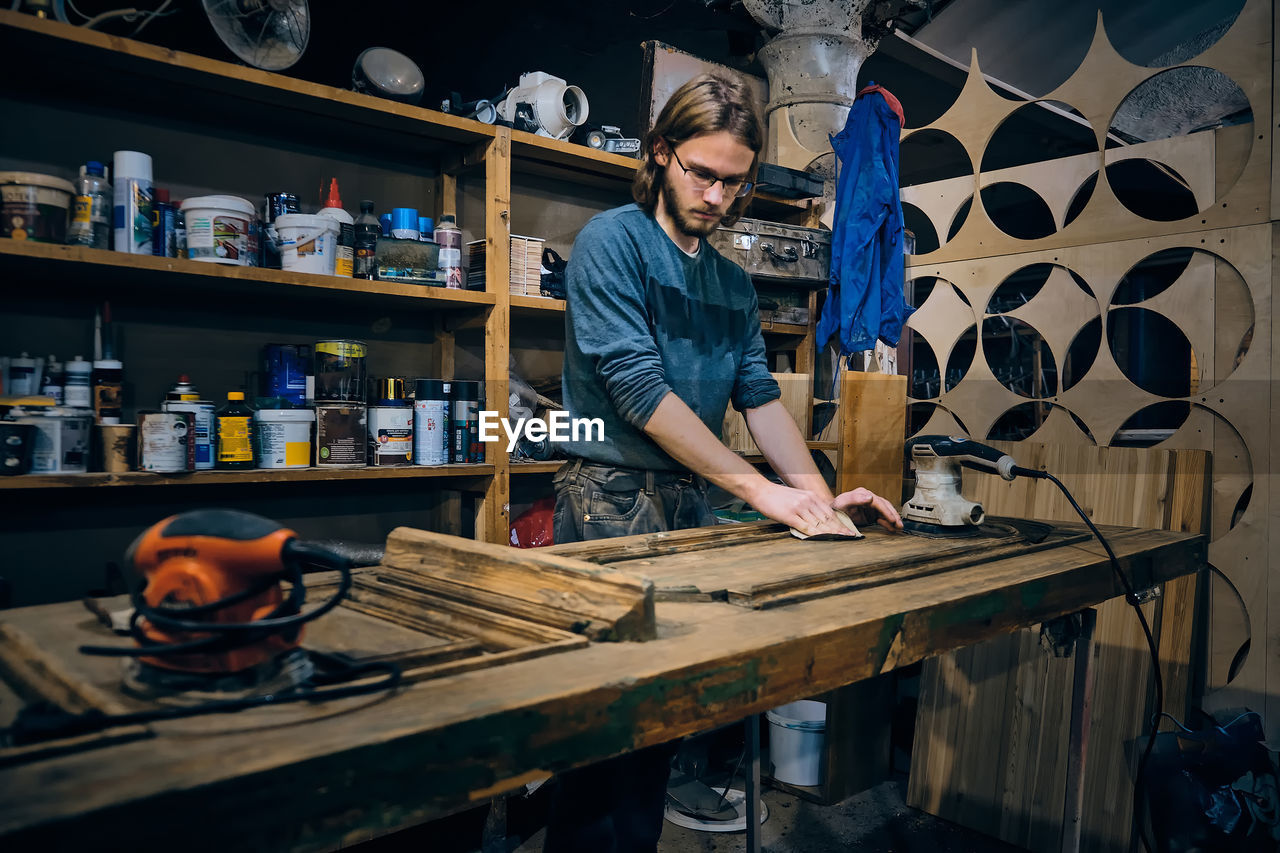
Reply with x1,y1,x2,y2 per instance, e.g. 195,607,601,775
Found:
759,320,809,336
0,464,494,491
0,241,497,310
0,11,493,163
740,441,838,464
508,460,566,475
510,294,567,315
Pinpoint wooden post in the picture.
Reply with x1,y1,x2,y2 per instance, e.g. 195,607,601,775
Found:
837,372,907,504
479,127,512,544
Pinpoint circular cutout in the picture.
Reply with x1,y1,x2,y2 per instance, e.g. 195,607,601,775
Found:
1112,247,1193,304
906,276,938,309
981,101,1099,174
1101,0,1245,68
1063,173,1097,228
947,195,972,243
901,129,974,186
944,325,978,392
1111,401,1192,447
1063,316,1102,391
902,203,939,255
1106,308,1194,397
986,263,1053,314
906,401,970,440
987,402,1054,442
908,335,941,400
982,316,1057,398
1107,67,1253,217
980,183,1056,240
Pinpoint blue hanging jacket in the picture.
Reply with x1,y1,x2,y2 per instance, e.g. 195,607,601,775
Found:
816,83,914,357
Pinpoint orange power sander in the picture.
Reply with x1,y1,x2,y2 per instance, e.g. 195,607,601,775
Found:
81,508,355,697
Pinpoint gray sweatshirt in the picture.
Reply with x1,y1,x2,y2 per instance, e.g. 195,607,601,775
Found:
559,204,780,471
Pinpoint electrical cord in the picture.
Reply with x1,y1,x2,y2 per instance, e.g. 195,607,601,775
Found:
4,540,401,746
1012,465,1164,853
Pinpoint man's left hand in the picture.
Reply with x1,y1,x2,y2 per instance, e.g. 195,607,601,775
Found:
833,488,904,532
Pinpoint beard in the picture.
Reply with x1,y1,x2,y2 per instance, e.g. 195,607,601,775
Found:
660,170,724,238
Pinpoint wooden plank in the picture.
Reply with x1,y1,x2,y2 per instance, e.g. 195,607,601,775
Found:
0,527,1203,851
481,127,513,545
722,373,811,454
839,373,907,502
381,526,655,642
0,464,494,491
547,520,782,564
0,624,130,715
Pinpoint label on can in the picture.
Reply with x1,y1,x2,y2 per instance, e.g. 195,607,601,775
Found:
216,415,254,463
368,406,413,466
16,410,91,473
163,400,214,469
315,340,367,359
138,411,193,472
452,399,478,463
413,398,449,465
315,405,367,466
187,213,251,264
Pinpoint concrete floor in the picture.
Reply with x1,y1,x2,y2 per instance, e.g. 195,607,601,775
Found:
511,778,1023,853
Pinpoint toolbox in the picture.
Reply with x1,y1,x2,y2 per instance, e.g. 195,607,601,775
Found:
710,217,831,285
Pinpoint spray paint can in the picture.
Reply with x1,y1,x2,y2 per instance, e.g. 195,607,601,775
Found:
451,380,480,464
151,188,177,258
434,214,463,289
112,150,153,254
413,379,450,465
163,396,215,469
40,355,64,405
137,410,194,472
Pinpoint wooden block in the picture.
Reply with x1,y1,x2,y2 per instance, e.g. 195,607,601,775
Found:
722,373,811,454
380,527,656,641
838,373,907,502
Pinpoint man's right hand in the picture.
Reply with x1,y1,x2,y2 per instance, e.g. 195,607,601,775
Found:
750,481,859,537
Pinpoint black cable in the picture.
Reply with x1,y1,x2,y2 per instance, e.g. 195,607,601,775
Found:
1013,465,1163,853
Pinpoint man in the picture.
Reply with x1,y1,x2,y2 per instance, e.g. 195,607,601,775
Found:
546,72,902,851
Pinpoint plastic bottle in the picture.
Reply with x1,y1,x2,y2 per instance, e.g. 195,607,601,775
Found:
91,358,124,424
434,214,463,289
215,391,256,469
391,208,419,240
67,161,111,249
354,200,380,279
317,178,354,277
7,352,37,396
41,355,64,405
64,356,92,408
112,150,153,254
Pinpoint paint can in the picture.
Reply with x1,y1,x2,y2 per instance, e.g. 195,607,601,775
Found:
273,213,339,275
313,339,367,402
162,398,215,469
413,379,450,466
451,380,481,463
368,405,413,466
137,410,194,473
10,406,91,473
261,192,299,268
315,403,367,467
255,407,314,469
0,171,74,243
262,343,310,407
180,195,256,265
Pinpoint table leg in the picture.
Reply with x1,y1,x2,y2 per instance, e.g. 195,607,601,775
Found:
746,713,761,853
1060,608,1097,853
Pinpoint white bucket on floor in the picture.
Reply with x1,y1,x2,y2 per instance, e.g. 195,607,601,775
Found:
766,700,826,786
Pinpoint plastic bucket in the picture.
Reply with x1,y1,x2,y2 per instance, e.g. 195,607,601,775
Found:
255,407,314,469
273,213,338,275
180,194,256,265
766,700,826,786
0,171,74,243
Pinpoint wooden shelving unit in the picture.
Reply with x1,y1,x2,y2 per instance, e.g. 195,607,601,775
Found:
0,464,494,490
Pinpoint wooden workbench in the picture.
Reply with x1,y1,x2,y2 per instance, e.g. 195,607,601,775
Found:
0,521,1204,851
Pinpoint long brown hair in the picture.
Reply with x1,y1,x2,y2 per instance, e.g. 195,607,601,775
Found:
632,72,764,227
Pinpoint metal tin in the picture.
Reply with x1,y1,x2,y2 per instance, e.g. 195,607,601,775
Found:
162,399,215,469
314,339,367,402
709,218,831,284
451,380,480,463
375,377,406,405
11,406,91,473
413,379,450,466
368,405,413,466
137,410,194,472
255,407,313,469
315,403,367,467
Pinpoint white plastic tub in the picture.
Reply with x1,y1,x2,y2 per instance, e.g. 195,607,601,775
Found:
273,212,338,275
255,407,314,468
766,700,827,786
180,194,256,265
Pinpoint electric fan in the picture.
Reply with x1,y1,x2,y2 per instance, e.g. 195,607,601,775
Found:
201,0,309,71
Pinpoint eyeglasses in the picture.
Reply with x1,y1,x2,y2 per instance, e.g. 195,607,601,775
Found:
666,143,754,199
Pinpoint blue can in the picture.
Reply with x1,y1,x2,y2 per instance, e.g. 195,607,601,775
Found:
262,343,310,406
